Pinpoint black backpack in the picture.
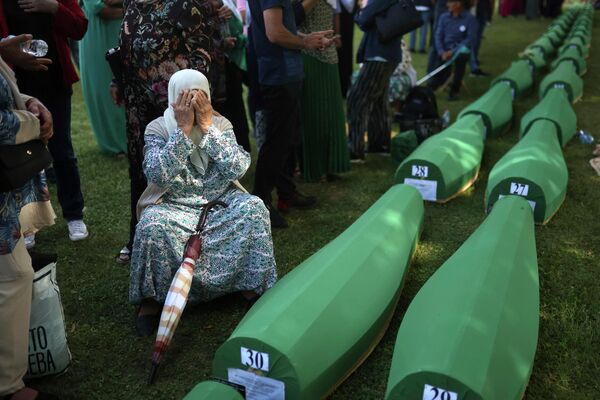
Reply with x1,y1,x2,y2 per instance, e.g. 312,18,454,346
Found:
395,86,442,143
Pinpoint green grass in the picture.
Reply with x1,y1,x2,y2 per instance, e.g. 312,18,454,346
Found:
31,13,600,399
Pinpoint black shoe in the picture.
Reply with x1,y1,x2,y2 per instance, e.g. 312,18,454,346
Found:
267,205,288,228
135,313,160,337
447,92,459,101
419,49,426,54
278,191,316,211
349,151,365,164
470,69,490,77
409,47,416,52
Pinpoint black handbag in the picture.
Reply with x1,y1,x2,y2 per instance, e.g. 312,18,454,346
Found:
375,0,423,43
0,139,53,193
105,46,123,84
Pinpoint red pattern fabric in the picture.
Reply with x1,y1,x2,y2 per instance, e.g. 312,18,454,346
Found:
0,0,87,86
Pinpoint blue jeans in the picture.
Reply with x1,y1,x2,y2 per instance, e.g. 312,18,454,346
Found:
35,88,85,221
409,10,431,52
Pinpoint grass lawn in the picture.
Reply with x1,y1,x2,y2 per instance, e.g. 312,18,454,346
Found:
31,11,600,400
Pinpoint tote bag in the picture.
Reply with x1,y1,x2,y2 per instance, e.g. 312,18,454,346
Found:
376,0,423,43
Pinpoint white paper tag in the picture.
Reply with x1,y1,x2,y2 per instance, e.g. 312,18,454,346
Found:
241,347,269,372
411,165,429,178
422,384,458,400
228,368,285,400
509,182,529,196
404,178,437,201
499,194,536,211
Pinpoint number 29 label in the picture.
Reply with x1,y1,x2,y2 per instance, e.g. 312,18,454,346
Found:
423,384,458,400
241,347,269,372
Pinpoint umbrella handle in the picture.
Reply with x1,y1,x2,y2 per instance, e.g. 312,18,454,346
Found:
196,200,228,232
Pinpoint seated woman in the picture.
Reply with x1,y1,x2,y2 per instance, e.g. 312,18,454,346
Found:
129,69,277,336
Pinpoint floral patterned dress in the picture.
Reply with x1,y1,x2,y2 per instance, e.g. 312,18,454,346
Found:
129,117,277,304
119,0,221,247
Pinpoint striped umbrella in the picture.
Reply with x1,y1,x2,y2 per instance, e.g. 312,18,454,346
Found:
148,200,228,384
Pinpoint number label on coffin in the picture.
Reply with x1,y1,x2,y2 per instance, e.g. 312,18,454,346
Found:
499,194,536,211
411,165,429,178
241,347,269,372
422,384,458,400
228,368,284,400
509,182,529,196
404,178,437,202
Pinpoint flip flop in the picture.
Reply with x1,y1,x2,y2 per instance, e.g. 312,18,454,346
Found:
116,246,131,264
589,158,600,176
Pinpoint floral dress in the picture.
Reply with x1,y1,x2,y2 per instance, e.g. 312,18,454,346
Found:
129,118,277,304
119,0,221,247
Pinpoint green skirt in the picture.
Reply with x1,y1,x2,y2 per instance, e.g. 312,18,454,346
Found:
302,55,350,182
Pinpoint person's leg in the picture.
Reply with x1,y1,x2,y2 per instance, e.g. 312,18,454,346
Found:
0,240,34,397
367,62,397,152
253,82,302,207
419,11,431,52
347,63,384,159
426,55,450,90
43,90,85,222
409,29,417,51
126,132,147,252
337,7,355,98
450,53,470,95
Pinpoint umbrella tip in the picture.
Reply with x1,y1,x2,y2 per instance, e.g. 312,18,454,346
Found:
148,363,159,385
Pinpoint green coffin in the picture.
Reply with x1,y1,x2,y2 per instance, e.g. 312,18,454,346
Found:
394,115,485,202
385,195,539,400
544,30,563,46
459,83,513,136
520,48,547,74
183,381,244,400
491,60,533,99
539,61,583,102
552,46,587,75
520,87,576,146
486,120,568,224
560,37,589,58
213,184,424,400
527,36,555,57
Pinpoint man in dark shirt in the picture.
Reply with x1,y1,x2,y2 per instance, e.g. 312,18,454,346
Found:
248,0,333,228
428,0,476,101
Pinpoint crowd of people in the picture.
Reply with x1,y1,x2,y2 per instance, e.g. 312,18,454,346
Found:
0,0,514,397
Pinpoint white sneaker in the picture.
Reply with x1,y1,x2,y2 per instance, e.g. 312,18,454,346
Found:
67,220,89,241
24,234,36,249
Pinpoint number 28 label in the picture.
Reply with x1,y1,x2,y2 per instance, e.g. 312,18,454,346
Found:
423,384,458,400
241,347,269,372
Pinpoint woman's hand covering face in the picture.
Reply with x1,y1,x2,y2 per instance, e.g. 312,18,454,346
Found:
173,89,195,136
192,91,213,133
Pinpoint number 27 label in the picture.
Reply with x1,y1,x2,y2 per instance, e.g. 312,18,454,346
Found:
241,347,269,372
423,384,458,400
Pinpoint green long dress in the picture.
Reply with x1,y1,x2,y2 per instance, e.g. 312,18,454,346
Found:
79,0,127,154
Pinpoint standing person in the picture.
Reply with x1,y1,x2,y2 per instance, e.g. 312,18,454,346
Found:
337,0,355,97
426,0,449,73
247,0,333,228
299,0,350,182
212,0,252,152
469,0,491,76
346,0,402,161
409,0,432,53
0,36,56,400
1,0,89,244
79,0,127,155
113,0,219,263
428,0,476,101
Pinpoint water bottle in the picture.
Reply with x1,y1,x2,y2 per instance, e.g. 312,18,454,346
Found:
576,130,595,144
441,109,451,128
1,35,48,57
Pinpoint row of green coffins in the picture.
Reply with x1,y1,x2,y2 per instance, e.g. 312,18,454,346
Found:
186,193,540,400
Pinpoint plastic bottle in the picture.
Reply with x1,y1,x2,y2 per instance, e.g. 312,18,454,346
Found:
1,35,48,57
441,109,451,128
577,130,595,144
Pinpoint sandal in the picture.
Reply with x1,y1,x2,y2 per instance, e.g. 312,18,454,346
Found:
590,158,600,176
115,246,131,264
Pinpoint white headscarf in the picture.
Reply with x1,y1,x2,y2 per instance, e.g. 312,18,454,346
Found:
163,69,211,175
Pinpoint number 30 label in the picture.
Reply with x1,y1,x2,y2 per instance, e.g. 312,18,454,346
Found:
423,384,457,400
241,347,269,372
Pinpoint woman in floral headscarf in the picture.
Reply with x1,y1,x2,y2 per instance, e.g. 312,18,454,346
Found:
113,0,224,263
